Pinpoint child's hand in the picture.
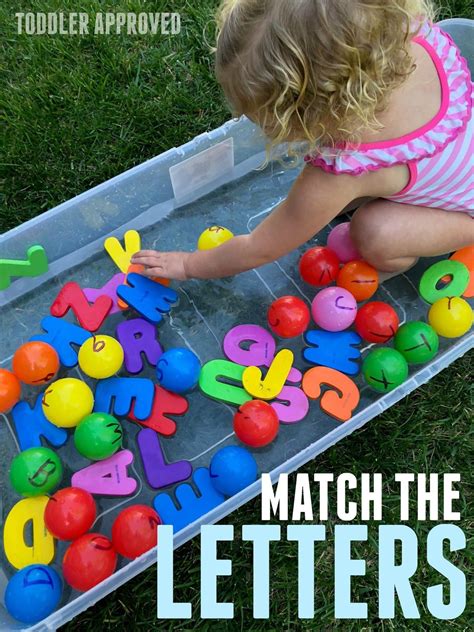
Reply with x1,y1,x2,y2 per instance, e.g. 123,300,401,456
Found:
131,250,190,281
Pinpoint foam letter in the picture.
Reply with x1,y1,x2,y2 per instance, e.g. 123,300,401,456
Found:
199,360,252,406
30,316,92,367
116,317,163,374
129,385,188,436
0,245,48,291
137,428,192,489
4,496,54,568
71,449,137,496
94,376,154,420
104,230,141,273
84,272,126,314
302,367,360,422
153,468,225,532
304,330,362,375
116,273,178,323
50,281,113,331
242,349,293,400
11,394,67,450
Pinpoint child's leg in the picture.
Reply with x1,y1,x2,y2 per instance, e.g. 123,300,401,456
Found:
350,200,474,272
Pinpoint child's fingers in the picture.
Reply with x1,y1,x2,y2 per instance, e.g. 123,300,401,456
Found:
141,267,171,279
132,256,163,268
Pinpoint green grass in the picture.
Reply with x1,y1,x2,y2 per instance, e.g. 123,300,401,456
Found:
1,1,472,630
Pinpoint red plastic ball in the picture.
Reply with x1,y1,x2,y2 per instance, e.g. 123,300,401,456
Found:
234,400,279,448
111,505,161,559
62,533,117,591
267,296,310,338
355,301,400,343
337,261,379,302
0,369,21,413
299,247,340,287
44,487,96,541
12,341,59,386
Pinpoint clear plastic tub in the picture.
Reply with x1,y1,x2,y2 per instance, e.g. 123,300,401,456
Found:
0,19,472,632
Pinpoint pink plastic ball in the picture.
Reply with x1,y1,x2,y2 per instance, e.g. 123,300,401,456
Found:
311,287,358,331
327,223,361,263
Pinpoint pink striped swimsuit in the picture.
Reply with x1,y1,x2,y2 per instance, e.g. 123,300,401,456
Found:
305,23,473,216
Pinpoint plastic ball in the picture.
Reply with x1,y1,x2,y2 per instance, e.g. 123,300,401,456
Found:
111,505,161,559
156,348,201,394
197,226,234,250
0,368,21,413
44,487,96,540
78,335,124,380
62,533,117,592
354,301,400,343
428,297,473,338
234,400,279,448
12,341,59,386
362,348,409,393
394,322,439,364
327,222,361,263
74,413,123,460
337,261,379,302
267,296,310,338
299,246,340,286
311,287,358,332
451,246,474,298
42,378,94,428
10,447,63,497
209,446,258,496
4,564,62,624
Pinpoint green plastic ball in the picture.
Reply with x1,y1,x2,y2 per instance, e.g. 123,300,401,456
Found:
74,413,123,460
394,321,439,364
362,348,409,393
10,447,63,497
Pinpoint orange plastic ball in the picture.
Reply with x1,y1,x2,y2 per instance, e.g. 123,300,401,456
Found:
451,246,474,298
12,342,60,386
337,261,379,302
0,369,21,413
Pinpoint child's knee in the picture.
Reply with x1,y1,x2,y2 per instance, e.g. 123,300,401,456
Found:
350,201,391,264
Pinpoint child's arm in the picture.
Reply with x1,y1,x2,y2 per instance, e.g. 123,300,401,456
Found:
132,166,380,280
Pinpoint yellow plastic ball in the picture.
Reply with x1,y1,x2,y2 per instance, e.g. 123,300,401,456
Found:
78,335,124,379
428,297,473,338
42,378,94,428
197,226,234,250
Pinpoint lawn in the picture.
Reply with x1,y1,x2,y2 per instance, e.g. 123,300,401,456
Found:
1,0,472,630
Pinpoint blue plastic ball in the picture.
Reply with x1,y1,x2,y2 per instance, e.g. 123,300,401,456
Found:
156,348,201,394
5,564,62,624
209,446,258,496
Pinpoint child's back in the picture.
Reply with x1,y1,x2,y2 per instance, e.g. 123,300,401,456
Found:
133,0,473,281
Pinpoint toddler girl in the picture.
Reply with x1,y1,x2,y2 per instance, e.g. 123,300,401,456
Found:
133,0,473,280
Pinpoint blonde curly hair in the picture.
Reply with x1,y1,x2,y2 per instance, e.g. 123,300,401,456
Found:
215,0,436,154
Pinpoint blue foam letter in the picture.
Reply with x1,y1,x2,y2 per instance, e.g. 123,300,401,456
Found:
116,273,178,324
153,468,225,532
30,316,92,367
94,376,154,420
11,395,68,450
303,330,361,375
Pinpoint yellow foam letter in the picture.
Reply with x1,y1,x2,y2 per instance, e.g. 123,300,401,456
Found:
4,496,55,569
242,349,293,400
104,229,141,273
